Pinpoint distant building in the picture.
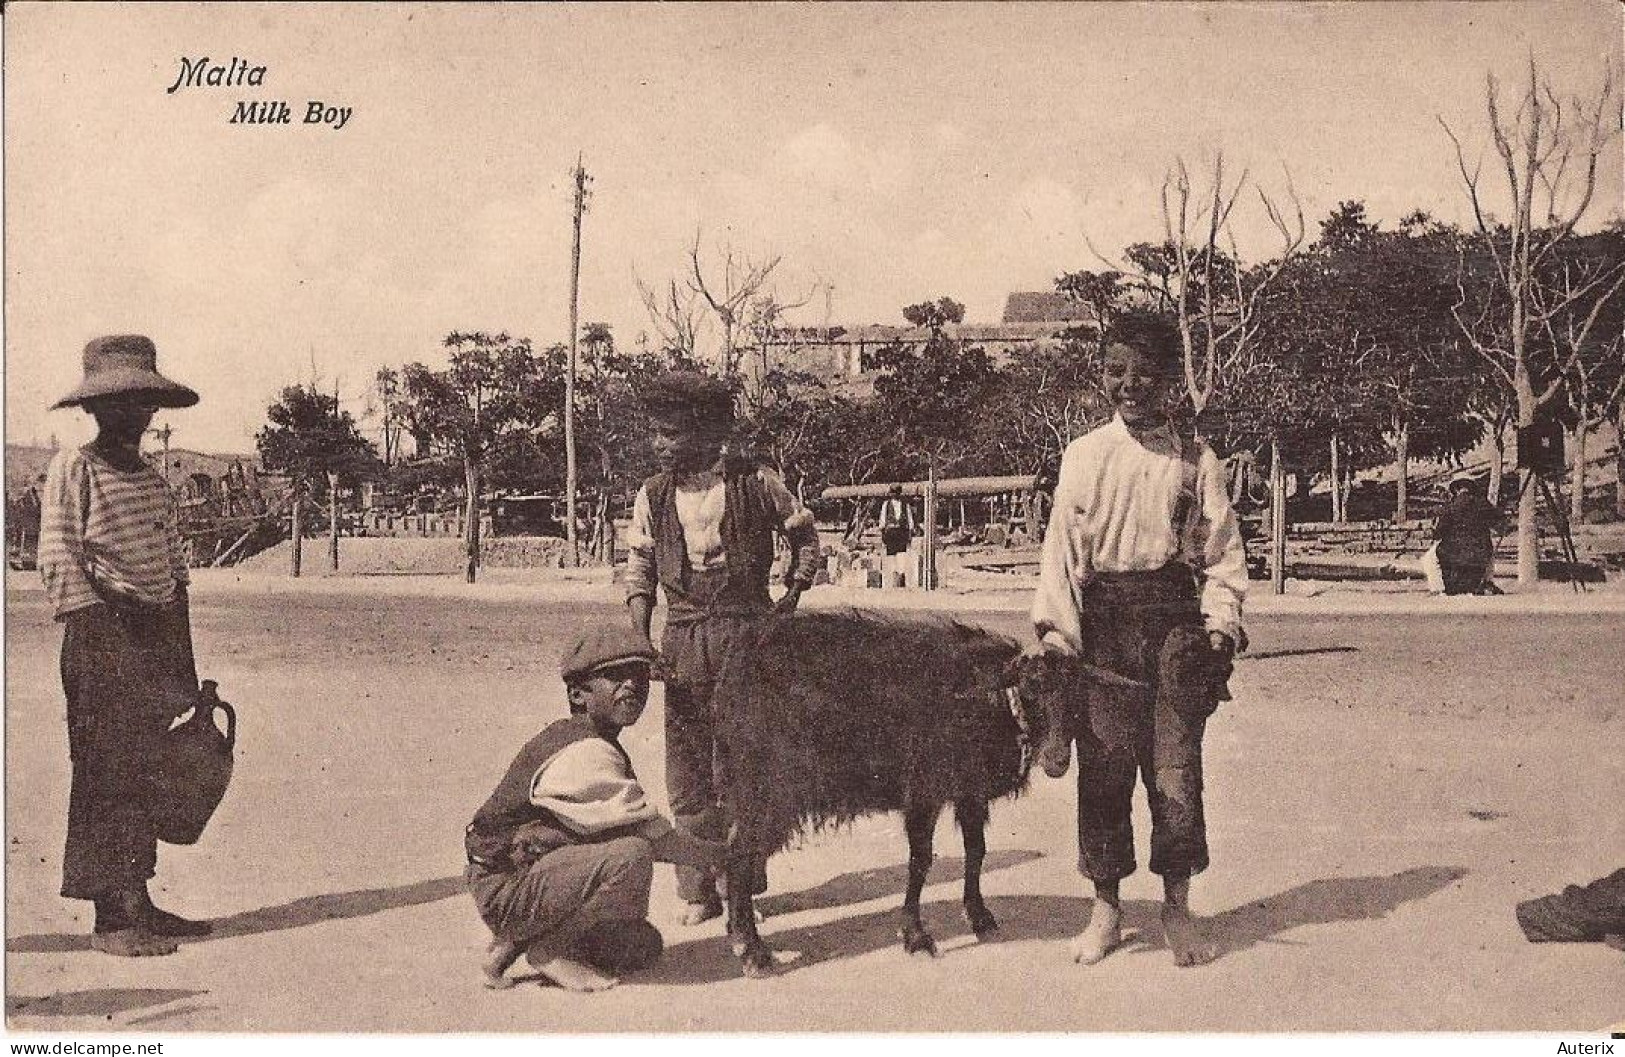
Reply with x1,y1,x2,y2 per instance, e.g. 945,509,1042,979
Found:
1001,290,1095,324
750,291,1102,393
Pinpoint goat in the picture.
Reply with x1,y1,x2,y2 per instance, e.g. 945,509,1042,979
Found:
709,609,1081,977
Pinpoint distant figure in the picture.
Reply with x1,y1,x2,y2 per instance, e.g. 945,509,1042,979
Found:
877,484,917,582
37,335,208,957
465,625,724,992
1434,477,1500,595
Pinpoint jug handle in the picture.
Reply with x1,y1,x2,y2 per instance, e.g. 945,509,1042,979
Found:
199,680,237,751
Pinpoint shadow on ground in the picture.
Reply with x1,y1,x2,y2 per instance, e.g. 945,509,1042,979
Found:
646,864,1467,984
7,988,206,1019
756,849,1042,918
6,875,465,953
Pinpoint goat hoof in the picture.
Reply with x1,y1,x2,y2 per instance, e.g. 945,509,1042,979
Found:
965,903,999,937
899,929,939,958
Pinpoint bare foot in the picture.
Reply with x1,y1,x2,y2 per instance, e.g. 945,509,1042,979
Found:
481,939,525,990
90,928,178,957
1161,904,1219,967
680,899,723,927
1070,904,1123,965
532,955,619,992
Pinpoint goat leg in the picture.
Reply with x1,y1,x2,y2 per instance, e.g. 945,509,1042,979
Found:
899,803,941,957
724,843,774,978
955,798,998,937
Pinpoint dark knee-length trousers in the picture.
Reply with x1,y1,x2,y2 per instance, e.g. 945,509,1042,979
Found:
1073,567,1225,884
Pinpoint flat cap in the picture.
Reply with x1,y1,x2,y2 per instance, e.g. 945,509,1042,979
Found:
559,624,659,683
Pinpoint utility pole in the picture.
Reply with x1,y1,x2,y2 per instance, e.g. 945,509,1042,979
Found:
566,156,591,568
149,422,174,483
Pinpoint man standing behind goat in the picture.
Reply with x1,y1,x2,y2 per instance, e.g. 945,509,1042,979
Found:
624,371,822,926
1031,325,1248,968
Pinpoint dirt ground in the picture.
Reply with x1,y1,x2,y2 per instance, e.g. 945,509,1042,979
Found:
4,575,1622,1033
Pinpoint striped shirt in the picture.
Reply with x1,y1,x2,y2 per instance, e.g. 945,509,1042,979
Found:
1032,414,1247,654
38,446,188,619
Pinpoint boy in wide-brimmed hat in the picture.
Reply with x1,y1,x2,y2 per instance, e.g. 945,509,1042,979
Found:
465,624,724,992
37,335,208,956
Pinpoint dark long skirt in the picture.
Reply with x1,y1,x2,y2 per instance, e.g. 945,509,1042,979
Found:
59,599,198,900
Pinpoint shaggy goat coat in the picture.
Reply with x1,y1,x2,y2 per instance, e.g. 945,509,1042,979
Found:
713,610,1032,858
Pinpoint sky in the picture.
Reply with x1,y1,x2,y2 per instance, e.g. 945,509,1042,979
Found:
3,1,1621,455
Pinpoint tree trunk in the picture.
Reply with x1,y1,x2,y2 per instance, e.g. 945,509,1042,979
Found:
1515,375,1539,586
922,466,938,591
1329,434,1343,523
464,457,481,584
1570,416,1588,528
290,489,303,578
1487,426,1506,506
327,471,341,572
1267,435,1280,591
1616,404,1625,519
1393,420,1409,523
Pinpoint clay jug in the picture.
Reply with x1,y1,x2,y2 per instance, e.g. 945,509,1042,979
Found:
152,680,236,845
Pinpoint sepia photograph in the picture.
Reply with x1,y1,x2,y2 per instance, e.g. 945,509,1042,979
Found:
3,1,1622,1046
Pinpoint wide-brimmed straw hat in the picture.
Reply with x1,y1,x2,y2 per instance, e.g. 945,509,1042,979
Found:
51,335,199,410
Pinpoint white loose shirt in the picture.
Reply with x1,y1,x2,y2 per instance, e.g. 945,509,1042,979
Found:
622,465,805,600
529,737,674,842
1031,415,1247,655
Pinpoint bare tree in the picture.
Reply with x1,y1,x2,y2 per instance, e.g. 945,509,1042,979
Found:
634,274,706,363
687,232,784,378
1535,233,1625,526
1441,58,1621,583
1152,154,1306,421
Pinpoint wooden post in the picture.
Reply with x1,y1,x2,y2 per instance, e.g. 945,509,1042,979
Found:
1329,434,1343,524
1270,438,1287,596
290,488,303,578
464,457,481,584
922,465,938,591
327,471,340,572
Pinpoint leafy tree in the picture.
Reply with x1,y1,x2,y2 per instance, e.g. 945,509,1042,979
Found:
1254,216,1479,520
397,332,559,582
901,297,966,334
870,298,999,478
257,384,380,575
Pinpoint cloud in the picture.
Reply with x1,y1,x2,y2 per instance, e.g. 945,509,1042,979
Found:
777,122,911,198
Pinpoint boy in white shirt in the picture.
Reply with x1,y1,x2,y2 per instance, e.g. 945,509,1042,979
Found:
465,625,723,992
1031,329,1247,968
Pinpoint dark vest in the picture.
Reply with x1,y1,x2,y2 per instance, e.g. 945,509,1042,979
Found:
644,456,778,616
464,715,633,871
